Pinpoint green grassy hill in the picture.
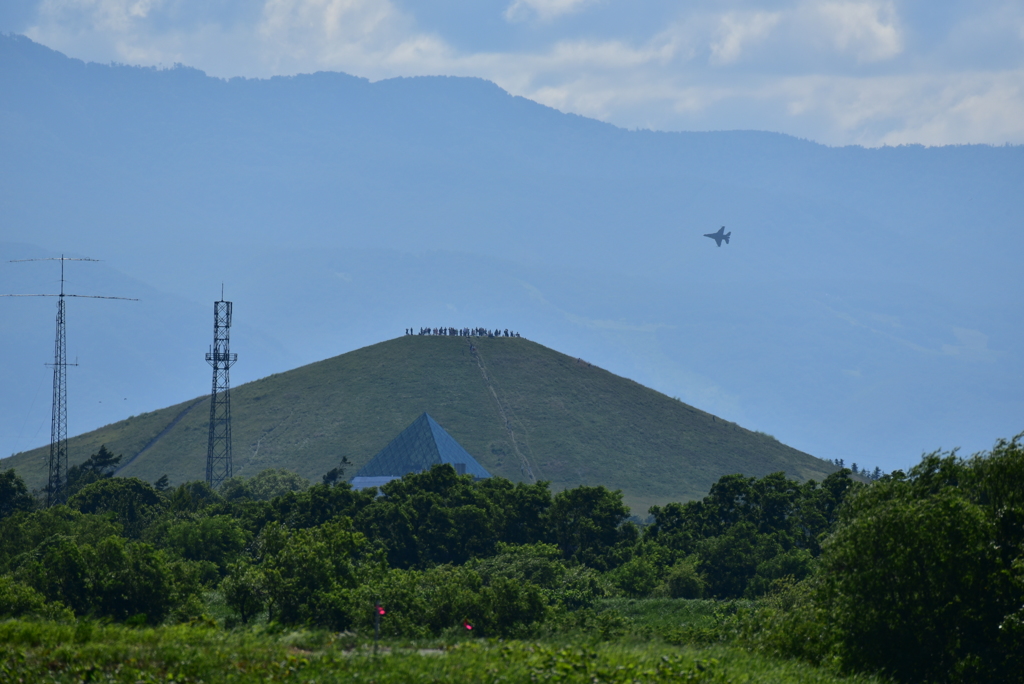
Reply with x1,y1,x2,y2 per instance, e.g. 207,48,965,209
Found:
1,336,837,513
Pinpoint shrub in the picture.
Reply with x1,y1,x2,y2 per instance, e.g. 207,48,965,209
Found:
163,515,249,572
752,438,1024,683
221,469,311,501
469,543,604,609
0,470,35,520
221,562,267,624
68,478,162,538
665,558,706,599
607,555,660,597
0,575,72,621
257,518,377,629
90,537,177,623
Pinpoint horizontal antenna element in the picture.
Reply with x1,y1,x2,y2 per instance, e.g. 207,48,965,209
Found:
2,254,136,506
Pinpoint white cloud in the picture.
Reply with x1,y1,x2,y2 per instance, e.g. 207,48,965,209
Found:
881,76,1024,146
259,0,396,42
814,0,902,62
710,11,781,65
37,0,165,31
256,0,432,74
765,69,1024,146
941,328,996,362
19,0,1024,146
504,0,598,23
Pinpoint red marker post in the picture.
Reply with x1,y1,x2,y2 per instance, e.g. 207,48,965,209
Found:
374,602,385,649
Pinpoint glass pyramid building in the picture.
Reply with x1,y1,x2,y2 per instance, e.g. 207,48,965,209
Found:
349,412,491,489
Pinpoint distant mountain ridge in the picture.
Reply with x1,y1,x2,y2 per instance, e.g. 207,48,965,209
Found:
1,336,837,514
0,34,1021,473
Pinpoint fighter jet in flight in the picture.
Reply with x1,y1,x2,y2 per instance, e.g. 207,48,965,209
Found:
704,226,731,247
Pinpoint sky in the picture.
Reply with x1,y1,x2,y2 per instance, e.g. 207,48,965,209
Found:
2,0,1023,146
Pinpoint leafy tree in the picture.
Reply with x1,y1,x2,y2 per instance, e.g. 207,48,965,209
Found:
664,557,706,599
10,525,186,624
354,465,502,568
825,486,997,681
266,482,376,531
352,561,554,638
163,515,249,572
258,518,376,628
220,468,310,501
221,561,267,624
763,438,1024,683
476,574,548,637
353,564,482,638
606,554,661,597
642,470,857,597
322,457,351,486
469,543,604,609
219,477,249,501
698,522,782,598
168,481,222,512
644,500,702,554
66,445,122,497
0,575,72,621
471,542,566,589
476,478,553,545
0,506,121,574
15,534,94,614
745,547,813,597
245,468,310,500
90,536,175,623
352,496,419,568
0,469,36,519
68,478,162,538
545,485,630,570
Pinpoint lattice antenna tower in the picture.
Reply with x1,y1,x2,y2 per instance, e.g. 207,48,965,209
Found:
2,256,137,506
205,285,238,490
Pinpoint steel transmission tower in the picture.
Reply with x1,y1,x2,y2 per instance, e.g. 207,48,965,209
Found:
48,282,71,506
205,294,238,489
2,256,136,506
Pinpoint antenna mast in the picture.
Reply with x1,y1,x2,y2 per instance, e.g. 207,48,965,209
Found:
2,255,137,506
205,292,237,489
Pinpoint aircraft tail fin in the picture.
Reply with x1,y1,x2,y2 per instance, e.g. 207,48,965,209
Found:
723,232,731,244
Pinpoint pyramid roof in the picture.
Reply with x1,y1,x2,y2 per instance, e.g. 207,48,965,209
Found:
350,413,490,489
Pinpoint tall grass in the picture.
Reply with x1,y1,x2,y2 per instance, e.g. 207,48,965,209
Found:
1,610,888,684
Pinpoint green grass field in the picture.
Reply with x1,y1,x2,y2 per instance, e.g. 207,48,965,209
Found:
2,336,836,513
0,605,887,684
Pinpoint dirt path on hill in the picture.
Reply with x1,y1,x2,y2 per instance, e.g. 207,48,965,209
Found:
114,397,206,475
470,342,538,483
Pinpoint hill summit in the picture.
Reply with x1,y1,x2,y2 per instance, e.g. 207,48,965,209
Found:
3,336,836,513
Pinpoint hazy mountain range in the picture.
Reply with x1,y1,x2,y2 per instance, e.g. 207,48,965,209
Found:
1,33,1021,474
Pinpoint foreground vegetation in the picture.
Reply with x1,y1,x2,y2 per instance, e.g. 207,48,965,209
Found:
1,434,1022,683
0,605,888,684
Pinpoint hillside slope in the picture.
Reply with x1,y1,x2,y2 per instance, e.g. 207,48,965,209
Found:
2,336,835,513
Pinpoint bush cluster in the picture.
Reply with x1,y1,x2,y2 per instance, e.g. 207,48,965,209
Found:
743,436,1024,683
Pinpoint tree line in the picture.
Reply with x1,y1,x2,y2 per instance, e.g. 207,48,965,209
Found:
1,434,1022,682
0,454,853,631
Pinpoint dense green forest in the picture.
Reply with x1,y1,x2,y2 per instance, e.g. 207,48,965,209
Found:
1,435,1022,683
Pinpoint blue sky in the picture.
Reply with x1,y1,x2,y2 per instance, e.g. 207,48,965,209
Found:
3,0,1023,146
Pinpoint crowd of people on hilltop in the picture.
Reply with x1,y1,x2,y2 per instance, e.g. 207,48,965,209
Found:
405,327,522,338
